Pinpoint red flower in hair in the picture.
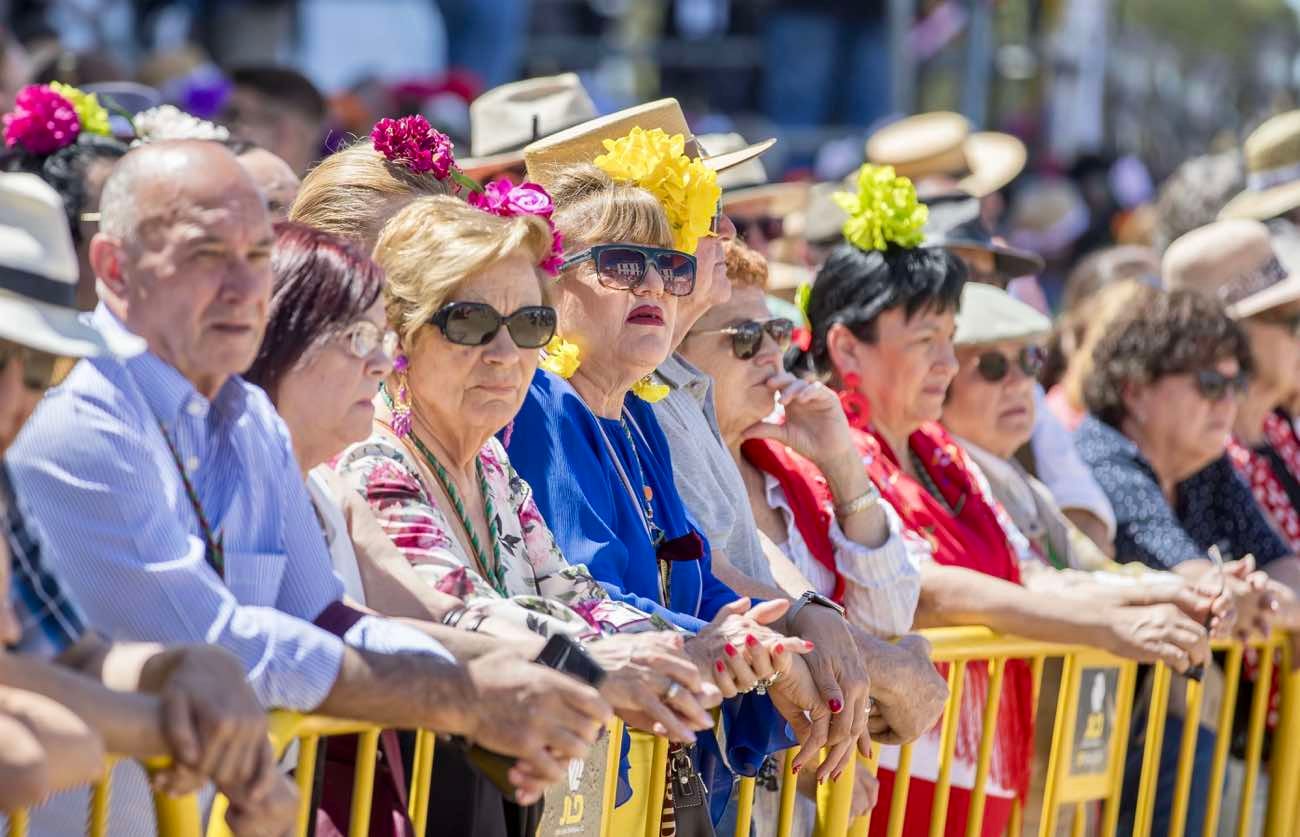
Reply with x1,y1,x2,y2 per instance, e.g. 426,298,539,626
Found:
371,114,456,179
3,85,80,155
791,326,812,352
469,178,566,277
837,372,872,431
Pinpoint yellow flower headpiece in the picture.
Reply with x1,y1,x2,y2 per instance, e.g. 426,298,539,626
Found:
832,164,928,253
593,127,721,255
50,82,111,138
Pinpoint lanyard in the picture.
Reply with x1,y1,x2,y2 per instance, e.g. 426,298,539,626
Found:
156,420,225,578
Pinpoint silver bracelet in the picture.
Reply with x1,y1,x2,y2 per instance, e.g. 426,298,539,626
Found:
834,482,880,518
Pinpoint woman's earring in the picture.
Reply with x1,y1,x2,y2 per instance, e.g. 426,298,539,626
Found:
391,354,413,438
836,371,872,429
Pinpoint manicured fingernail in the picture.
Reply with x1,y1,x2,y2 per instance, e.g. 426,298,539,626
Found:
724,643,738,657
829,698,843,713
775,643,785,655
804,641,815,651
746,634,758,648
792,761,802,774
716,660,726,673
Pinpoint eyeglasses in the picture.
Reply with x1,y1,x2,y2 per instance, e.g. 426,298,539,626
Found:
0,342,74,392
974,345,1046,383
560,244,697,297
340,321,399,360
1193,368,1250,402
737,216,784,243
429,301,557,349
695,318,795,359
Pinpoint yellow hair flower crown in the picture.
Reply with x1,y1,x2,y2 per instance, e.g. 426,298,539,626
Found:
832,164,928,253
540,335,581,379
593,127,721,255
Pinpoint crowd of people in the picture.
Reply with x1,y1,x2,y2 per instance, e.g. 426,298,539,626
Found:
1,57,1300,837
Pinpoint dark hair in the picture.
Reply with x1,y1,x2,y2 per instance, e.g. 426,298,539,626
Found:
38,134,129,245
230,66,327,122
794,243,966,375
245,222,385,399
1083,289,1252,428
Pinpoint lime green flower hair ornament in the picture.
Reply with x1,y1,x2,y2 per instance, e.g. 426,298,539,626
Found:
795,282,812,323
832,164,928,253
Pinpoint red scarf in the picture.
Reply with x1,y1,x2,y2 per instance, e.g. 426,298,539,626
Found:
854,420,1033,797
1227,412,1300,551
740,439,845,604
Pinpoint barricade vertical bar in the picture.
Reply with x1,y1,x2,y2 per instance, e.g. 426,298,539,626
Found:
408,731,435,837
928,661,967,837
643,734,670,837
9,808,28,837
847,746,880,837
1070,802,1086,837
1132,663,1171,837
1266,635,1300,837
964,658,1006,837
1010,654,1047,837
733,777,756,837
152,789,202,836
777,749,798,837
349,730,380,837
89,764,112,837
294,735,320,836
885,742,914,837
1167,675,1204,836
1203,642,1243,837
599,721,623,837
1099,661,1138,837
1038,652,1077,837
1236,640,1275,837
815,747,856,837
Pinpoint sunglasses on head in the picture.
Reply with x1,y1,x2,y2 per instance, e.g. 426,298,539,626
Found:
695,318,794,360
974,345,1046,383
429,301,557,349
0,342,74,392
1193,368,1250,402
560,244,697,297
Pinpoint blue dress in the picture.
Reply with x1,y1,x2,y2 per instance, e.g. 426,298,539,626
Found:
506,369,795,820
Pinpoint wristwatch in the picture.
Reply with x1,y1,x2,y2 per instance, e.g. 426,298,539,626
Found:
787,590,846,626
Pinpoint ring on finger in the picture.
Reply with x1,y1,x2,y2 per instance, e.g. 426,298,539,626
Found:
664,681,681,702
754,670,783,696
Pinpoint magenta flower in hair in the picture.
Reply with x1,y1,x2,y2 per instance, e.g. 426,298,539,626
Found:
371,114,457,178
3,85,80,155
469,179,565,277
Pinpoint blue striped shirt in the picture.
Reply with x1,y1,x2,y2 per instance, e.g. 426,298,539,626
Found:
6,306,451,713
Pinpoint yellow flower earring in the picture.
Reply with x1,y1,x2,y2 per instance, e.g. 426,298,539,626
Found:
540,335,581,378
632,374,669,403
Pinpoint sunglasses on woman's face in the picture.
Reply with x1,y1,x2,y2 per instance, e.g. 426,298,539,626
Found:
429,301,557,349
695,318,795,360
0,342,73,392
1193,368,1250,402
340,320,399,360
974,345,1046,383
737,216,784,243
560,244,697,297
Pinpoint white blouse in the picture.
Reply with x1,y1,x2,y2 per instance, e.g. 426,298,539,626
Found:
306,466,367,605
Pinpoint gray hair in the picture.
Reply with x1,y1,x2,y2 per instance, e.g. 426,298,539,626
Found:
97,140,242,242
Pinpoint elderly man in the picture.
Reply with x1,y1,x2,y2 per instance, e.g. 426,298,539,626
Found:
6,141,611,827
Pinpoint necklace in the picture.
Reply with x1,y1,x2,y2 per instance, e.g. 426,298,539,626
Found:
405,431,508,597
908,446,966,517
619,418,665,548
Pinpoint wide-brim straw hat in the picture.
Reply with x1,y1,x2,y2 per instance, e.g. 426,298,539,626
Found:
923,191,1044,279
1162,218,1300,320
866,112,1026,198
1220,110,1300,222
458,73,599,179
699,132,810,219
523,99,774,190
0,173,141,358
953,281,1052,346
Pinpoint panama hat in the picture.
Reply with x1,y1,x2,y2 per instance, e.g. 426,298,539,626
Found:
866,112,1026,198
1220,111,1300,222
923,192,1043,279
699,132,809,219
523,98,775,190
0,173,141,358
457,73,598,178
953,282,1052,346
1162,218,1300,320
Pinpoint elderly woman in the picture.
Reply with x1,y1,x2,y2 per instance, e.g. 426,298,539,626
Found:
799,165,1214,837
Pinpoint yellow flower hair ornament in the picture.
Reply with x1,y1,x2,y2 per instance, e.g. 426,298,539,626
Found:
50,83,111,138
832,164,928,253
631,374,670,404
540,335,581,379
594,127,721,255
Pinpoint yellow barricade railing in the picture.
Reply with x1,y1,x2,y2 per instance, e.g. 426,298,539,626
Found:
6,628,1298,837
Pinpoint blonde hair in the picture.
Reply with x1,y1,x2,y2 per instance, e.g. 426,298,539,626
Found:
723,239,768,290
373,195,555,342
547,163,673,253
1060,279,1157,411
289,138,452,252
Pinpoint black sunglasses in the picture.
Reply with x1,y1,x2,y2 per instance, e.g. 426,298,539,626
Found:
715,318,795,359
0,342,72,392
560,244,697,297
429,302,557,349
1194,368,1250,402
974,345,1046,383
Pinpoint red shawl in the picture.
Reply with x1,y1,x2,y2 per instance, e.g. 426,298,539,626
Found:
854,421,1033,797
741,439,846,604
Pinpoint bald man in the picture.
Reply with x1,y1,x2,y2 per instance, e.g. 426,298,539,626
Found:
236,146,300,223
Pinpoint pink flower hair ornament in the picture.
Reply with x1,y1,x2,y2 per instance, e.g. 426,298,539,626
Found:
3,85,82,155
370,114,481,194
468,178,566,277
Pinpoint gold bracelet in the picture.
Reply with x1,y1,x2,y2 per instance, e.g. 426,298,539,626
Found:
835,483,880,518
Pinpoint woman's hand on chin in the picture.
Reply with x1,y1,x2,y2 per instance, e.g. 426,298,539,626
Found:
585,631,720,743
742,373,857,472
684,597,811,700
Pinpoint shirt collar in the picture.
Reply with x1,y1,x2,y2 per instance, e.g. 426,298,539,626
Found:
656,353,712,403
93,304,249,426
1078,414,1153,473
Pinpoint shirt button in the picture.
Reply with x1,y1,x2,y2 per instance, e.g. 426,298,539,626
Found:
186,401,204,417
185,456,200,472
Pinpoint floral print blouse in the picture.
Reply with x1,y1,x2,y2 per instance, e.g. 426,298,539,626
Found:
334,425,670,639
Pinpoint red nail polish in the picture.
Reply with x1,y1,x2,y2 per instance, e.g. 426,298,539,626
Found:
829,698,843,713
792,761,802,774
716,660,726,673
805,641,816,651
775,643,785,655
746,634,758,647
724,643,738,657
